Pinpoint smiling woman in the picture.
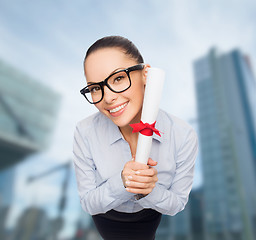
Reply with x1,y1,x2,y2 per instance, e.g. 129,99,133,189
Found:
73,36,198,240
83,46,148,133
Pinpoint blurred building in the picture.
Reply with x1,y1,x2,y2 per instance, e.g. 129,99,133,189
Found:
0,59,61,238
73,211,101,240
155,188,204,240
156,215,172,240
0,206,11,240
171,206,191,240
0,59,61,171
0,167,15,206
0,167,15,239
193,48,256,240
189,187,204,240
11,207,49,240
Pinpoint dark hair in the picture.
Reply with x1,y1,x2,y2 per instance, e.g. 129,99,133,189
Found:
84,36,144,64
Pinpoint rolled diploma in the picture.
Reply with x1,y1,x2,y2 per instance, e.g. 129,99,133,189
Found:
135,67,165,164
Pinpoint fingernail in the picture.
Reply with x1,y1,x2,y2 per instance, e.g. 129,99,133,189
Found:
128,176,133,179
126,181,130,186
135,171,140,175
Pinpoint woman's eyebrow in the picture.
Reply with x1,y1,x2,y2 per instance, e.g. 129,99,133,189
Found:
87,81,95,85
87,67,125,85
108,67,124,75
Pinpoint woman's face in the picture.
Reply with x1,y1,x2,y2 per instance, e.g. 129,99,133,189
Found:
84,47,148,128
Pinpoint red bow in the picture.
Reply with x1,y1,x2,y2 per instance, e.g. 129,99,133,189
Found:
129,121,162,137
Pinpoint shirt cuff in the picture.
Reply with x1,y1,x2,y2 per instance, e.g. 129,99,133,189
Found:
107,171,134,201
135,184,163,206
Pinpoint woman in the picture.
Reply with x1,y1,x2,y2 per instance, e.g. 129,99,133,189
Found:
73,36,198,240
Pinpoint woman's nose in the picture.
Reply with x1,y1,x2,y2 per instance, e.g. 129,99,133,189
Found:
103,86,117,104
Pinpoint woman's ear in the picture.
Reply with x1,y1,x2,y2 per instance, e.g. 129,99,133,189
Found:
142,64,151,84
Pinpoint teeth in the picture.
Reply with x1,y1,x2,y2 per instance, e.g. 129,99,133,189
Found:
109,103,128,113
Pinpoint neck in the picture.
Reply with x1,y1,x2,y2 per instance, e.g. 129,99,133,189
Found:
119,110,141,156
119,125,138,156
119,124,137,141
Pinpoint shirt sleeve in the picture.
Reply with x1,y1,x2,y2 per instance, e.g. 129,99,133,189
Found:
73,124,134,215
136,128,198,216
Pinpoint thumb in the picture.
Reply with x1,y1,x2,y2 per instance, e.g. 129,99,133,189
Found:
147,158,158,166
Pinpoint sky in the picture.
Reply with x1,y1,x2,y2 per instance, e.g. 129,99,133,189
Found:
0,0,256,238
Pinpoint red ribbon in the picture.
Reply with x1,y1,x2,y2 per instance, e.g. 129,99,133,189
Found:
129,121,162,137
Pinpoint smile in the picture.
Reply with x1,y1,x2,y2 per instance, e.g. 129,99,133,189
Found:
109,102,128,113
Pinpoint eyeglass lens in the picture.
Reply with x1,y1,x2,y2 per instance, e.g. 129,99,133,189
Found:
85,70,130,103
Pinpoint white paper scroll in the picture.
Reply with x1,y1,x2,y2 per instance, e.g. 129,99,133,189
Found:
135,67,165,164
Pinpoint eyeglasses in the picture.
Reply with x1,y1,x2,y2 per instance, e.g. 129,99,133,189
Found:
80,64,144,104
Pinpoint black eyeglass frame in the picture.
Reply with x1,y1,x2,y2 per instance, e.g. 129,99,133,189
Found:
80,64,144,104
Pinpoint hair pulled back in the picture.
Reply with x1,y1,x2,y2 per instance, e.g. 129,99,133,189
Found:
84,36,144,64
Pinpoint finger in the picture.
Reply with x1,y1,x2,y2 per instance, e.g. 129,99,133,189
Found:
123,160,148,175
125,180,153,189
136,168,157,177
129,162,149,171
147,158,158,166
128,175,151,183
126,187,152,195
122,167,134,177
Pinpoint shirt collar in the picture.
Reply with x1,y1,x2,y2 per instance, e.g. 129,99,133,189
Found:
107,111,164,145
153,115,164,143
108,119,123,145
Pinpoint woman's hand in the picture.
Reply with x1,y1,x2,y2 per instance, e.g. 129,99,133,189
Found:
121,157,158,195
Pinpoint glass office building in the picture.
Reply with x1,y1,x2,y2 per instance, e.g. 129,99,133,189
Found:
0,167,15,206
0,59,61,238
0,59,61,171
193,48,256,240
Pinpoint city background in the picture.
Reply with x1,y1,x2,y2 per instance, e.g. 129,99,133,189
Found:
0,1,255,240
